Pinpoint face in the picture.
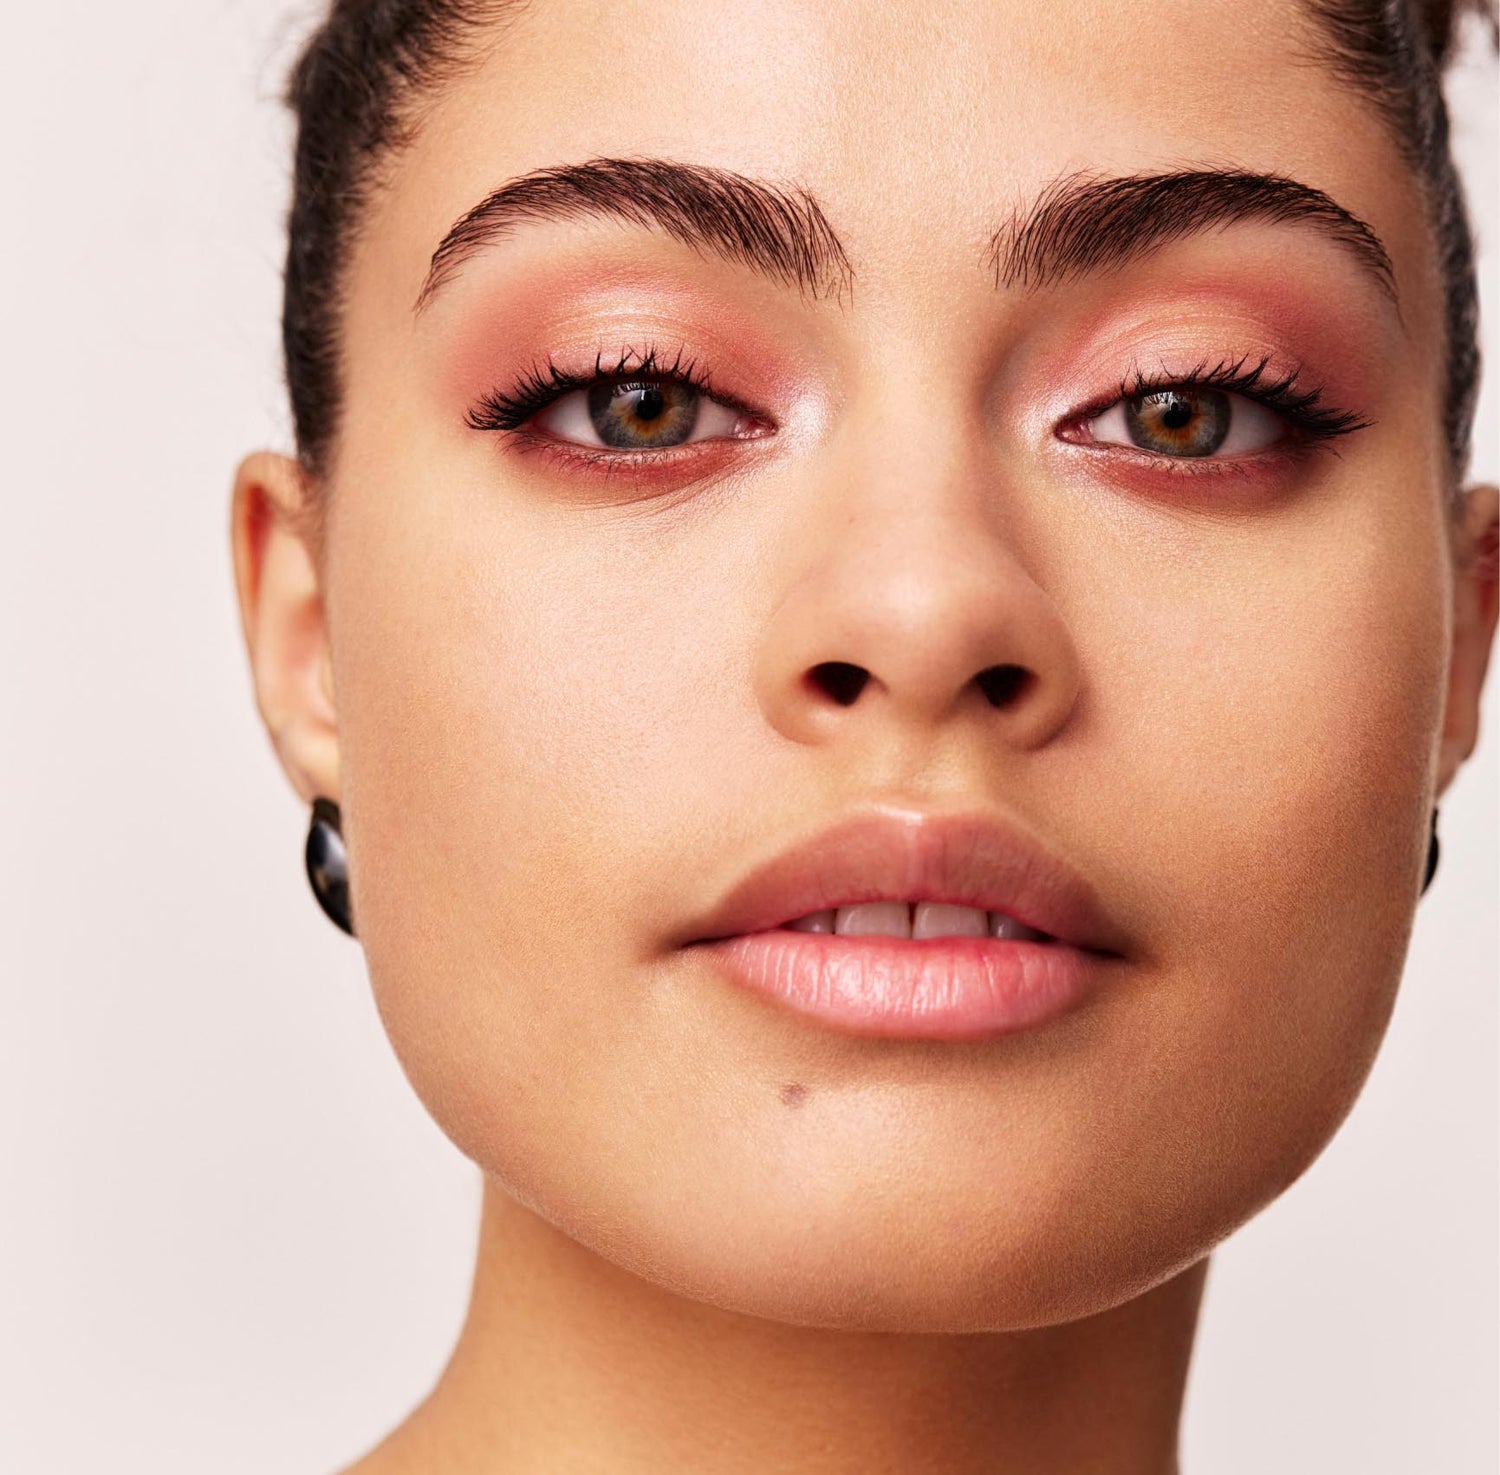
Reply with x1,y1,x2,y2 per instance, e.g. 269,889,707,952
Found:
237,0,1498,1331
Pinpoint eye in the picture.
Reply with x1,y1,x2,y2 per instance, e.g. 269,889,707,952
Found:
1085,387,1285,457
534,377,751,450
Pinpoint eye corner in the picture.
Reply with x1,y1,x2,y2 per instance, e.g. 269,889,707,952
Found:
730,410,780,441
1052,415,1096,447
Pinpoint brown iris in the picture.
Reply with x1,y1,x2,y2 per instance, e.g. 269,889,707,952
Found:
585,378,701,448
1123,388,1231,456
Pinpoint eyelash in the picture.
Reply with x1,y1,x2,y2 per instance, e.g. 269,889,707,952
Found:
463,345,1370,469
1072,351,1371,447
465,343,749,434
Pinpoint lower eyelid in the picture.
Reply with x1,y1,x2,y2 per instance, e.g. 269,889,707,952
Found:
1060,438,1335,484
509,434,791,510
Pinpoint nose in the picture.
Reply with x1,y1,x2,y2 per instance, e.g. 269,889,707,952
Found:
753,429,1083,753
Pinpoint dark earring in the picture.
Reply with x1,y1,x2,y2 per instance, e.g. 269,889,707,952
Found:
1420,806,1440,897
305,797,355,936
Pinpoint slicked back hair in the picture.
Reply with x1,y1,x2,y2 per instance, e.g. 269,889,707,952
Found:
282,0,517,485
1301,0,1497,491
280,0,1496,493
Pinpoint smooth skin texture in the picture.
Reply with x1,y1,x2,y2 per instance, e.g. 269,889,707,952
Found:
232,0,1498,1469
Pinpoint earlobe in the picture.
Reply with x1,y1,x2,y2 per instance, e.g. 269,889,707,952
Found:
1436,483,1500,798
229,451,342,805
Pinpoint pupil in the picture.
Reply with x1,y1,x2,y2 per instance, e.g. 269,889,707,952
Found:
631,385,666,422
1160,394,1194,429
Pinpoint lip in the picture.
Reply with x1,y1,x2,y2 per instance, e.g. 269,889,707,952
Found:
680,804,1124,951
679,804,1128,1040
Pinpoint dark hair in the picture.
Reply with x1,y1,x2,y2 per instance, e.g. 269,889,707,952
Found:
281,0,1496,491
282,0,515,489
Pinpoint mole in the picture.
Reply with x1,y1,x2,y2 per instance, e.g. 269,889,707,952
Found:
779,1082,808,1108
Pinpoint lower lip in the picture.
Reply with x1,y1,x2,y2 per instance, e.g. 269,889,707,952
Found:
690,929,1107,1040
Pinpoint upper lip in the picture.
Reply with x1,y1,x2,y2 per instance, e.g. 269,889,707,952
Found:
679,804,1127,954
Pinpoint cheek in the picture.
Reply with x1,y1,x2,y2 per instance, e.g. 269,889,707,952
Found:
1074,492,1450,1216
1123,512,1447,925
324,462,743,1167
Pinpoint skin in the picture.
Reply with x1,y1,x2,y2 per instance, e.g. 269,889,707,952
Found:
231,0,1499,1470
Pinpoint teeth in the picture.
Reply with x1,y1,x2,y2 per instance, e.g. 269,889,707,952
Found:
990,913,1044,941
784,905,1048,941
787,909,835,932
835,902,912,937
912,902,989,939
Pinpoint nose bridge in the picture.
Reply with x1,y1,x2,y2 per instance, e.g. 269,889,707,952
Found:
752,389,1082,749
821,429,1024,666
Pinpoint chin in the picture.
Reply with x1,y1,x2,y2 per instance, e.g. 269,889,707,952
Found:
520,1145,1231,1334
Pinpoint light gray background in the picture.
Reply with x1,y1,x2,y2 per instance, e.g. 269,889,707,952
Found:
0,5,1494,1472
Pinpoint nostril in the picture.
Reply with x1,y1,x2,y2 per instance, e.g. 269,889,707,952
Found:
976,664,1030,707
807,661,870,706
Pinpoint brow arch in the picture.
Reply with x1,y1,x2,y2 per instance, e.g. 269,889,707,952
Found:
415,156,855,313
987,166,1397,307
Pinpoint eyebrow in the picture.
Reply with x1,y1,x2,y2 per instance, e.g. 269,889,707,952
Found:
414,157,1396,317
414,156,855,312
988,167,1396,305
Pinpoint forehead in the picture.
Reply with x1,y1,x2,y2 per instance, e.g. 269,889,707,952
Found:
354,0,1435,345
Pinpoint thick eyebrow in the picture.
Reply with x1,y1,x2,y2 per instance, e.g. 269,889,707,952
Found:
414,156,855,313
988,167,1397,307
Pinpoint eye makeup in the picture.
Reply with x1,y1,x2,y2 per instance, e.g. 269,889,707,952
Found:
468,342,768,434
457,252,1384,503
465,345,1371,497
1022,267,1390,491
1054,351,1372,475
464,341,776,489
1072,353,1369,443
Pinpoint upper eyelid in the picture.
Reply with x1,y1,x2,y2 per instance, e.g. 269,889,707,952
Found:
542,372,764,430
467,349,1366,452
465,345,752,430
1075,363,1370,438
1086,356,1297,413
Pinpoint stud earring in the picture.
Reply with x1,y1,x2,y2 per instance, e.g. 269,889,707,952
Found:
305,797,355,936
1420,806,1440,897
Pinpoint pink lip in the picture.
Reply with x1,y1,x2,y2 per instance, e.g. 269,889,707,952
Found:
679,805,1128,1040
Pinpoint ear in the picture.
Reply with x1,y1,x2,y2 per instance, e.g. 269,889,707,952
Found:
1436,482,1500,799
229,451,341,805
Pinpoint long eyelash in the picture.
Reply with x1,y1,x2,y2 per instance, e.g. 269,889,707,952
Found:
469,344,1370,455
1111,352,1372,440
466,343,726,432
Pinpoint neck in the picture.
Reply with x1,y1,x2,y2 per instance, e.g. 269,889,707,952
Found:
354,1180,1208,1474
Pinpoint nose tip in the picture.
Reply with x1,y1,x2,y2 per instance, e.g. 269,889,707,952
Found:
750,390,1088,754
756,509,1083,750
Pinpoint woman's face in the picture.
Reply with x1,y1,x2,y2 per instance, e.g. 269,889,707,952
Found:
247,0,1494,1329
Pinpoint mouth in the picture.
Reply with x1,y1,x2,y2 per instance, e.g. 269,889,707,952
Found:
680,805,1124,1041
772,901,1052,942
